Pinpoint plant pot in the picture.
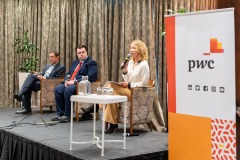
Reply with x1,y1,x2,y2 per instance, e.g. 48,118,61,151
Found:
18,72,40,108
18,72,30,90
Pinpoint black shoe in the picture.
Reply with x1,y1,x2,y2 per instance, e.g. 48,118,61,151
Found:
80,113,93,121
15,108,32,114
14,94,23,102
105,123,118,134
81,104,99,113
59,116,70,123
51,116,62,121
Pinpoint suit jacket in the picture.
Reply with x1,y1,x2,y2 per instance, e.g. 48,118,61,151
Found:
64,57,98,82
41,62,66,79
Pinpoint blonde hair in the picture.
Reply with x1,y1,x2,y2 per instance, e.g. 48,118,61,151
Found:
130,40,148,61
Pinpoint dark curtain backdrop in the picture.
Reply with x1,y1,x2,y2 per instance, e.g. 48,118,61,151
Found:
0,0,216,130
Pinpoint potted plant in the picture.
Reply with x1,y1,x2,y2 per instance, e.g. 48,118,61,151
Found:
13,30,39,89
13,30,39,72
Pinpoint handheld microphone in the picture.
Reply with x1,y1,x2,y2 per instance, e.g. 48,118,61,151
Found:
120,54,131,70
67,74,70,81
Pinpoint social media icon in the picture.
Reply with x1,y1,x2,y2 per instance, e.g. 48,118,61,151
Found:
203,86,208,91
188,85,192,90
220,87,225,93
195,85,200,91
211,86,216,92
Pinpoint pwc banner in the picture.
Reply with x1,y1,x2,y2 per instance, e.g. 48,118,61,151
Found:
165,8,235,160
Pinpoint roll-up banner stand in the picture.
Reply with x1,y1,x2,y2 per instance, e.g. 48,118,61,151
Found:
165,8,236,160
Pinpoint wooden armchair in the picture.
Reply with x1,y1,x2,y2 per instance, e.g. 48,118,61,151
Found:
75,81,101,122
117,80,155,134
31,79,63,113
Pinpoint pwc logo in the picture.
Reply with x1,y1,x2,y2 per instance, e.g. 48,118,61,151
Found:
203,38,224,55
188,38,224,72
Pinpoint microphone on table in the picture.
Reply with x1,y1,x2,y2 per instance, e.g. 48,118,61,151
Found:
120,54,131,70
123,133,139,137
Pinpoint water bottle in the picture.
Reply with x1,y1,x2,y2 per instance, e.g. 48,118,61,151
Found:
81,76,91,95
84,76,91,95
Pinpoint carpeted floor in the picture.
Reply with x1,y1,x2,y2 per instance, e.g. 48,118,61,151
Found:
0,107,168,160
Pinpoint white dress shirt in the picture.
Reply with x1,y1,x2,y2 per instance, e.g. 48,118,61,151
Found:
43,64,55,78
122,59,150,87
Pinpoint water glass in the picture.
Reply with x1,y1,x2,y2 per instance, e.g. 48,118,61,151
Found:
97,87,113,95
103,87,113,95
97,87,104,95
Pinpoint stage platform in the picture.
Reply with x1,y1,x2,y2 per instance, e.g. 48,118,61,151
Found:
0,107,168,160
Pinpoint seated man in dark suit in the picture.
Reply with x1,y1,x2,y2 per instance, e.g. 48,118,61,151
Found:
52,45,98,122
14,51,66,114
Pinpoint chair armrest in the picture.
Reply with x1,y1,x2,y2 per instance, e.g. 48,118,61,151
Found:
40,79,63,91
130,87,155,123
40,79,63,106
130,86,155,96
130,87,155,105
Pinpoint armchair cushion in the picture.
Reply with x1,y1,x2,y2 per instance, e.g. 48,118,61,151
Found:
118,87,155,125
41,79,63,106
31,79,62,113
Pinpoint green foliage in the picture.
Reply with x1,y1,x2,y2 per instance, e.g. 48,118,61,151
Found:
178,8,187,13
165,8,187,15
13,30,39,72
19,57,39,72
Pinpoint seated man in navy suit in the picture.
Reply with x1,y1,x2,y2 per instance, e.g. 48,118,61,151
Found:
52,45,98,122
14,51,66,114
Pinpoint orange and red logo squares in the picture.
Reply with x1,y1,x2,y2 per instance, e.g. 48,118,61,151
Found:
210,38,224,53
211,119,236,160
204,38,224,55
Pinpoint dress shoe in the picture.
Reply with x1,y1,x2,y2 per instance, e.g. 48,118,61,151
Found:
14,94,23,102
15,108,32,114
81,113,93,120
105,123,118,134
59,116,70,123
81,104,99,113
51,116,62,121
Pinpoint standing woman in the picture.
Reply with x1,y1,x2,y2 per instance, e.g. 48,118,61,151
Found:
104,40,150,134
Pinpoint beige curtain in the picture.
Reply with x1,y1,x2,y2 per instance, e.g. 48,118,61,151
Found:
0,0,155,104
0,0,217,130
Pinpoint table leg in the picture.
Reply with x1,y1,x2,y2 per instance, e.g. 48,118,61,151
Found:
101,104,106,156
93,103,96,143
70,101,73,150
123,102,126,149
